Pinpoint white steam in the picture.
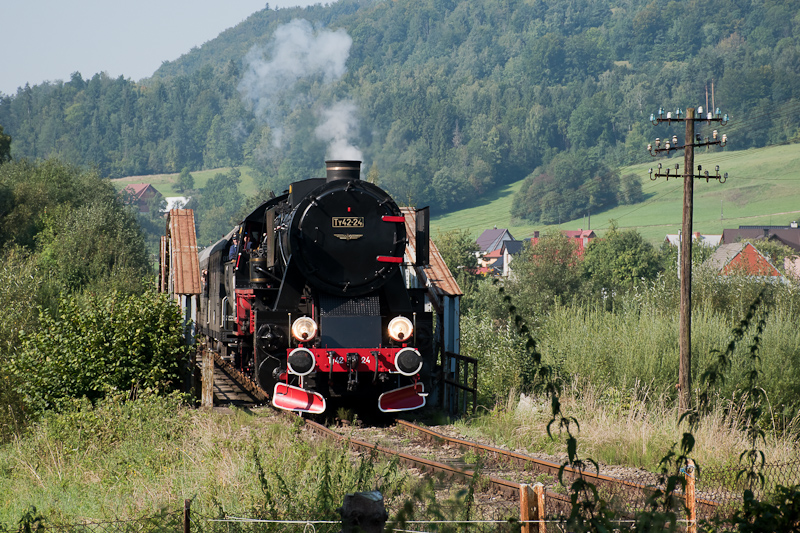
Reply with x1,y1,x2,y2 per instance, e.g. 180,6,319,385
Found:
315,100,362,161
239,19,362,160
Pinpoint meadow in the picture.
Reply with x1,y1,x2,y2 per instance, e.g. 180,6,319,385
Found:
431,143,800,243
111,143,800,245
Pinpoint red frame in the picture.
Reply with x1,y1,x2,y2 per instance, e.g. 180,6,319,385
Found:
290,346,412,374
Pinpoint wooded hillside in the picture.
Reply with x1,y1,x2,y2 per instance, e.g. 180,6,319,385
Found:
1,0,798,215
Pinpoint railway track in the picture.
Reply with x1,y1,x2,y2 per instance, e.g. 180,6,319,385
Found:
201,348,722,521
304,419,722,520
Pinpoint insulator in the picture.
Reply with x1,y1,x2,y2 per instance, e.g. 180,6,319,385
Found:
672,135,678,145
648,144,652,151
655,137,661,147
713,130,718,140
665,142,671,149
722,134,727,142
698,106,704,115
667,112,672,119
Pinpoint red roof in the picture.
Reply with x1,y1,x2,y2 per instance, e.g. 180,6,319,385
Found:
705,243,781,277
124,183,158,199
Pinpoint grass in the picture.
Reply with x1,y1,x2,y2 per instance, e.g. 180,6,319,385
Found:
431,143,800,244
0,394,409,528
454,379,800,487
459,272,800,492
110,166,260,198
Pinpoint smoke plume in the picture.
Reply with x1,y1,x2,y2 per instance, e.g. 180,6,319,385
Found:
315,100,362,161
239,19,361,160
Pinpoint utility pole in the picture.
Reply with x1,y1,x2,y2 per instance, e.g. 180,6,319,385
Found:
648,106,729,411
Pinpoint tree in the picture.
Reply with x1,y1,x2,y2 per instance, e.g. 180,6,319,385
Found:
175,166,194,193
434,229,479,301
617,174,644,205
582,224,662,291
0,125,10,164
511,150,621,224
505,232,584,320
196,168,244,245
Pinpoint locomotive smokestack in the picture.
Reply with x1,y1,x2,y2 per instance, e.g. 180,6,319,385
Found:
326,160,361,182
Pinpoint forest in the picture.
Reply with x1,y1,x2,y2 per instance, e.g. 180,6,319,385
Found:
1,0,799,224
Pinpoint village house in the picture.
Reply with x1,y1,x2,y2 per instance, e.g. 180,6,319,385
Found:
486,229,596,278
703,242,782,279
122,183,163,214
664,232,722,248
475,227,515,254
722,223,800,253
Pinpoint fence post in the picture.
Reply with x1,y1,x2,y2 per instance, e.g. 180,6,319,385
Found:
520,484,532,533
184,499,191,533
532,482,546,533
686,459,696,533
201,346,214,408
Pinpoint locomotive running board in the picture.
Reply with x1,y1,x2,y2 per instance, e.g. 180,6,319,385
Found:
272,383,327,414
378,383,427,413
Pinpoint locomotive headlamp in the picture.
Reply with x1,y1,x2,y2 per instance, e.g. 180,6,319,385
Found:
291,317,318,341
394,347,423,376
287,347,316,376
388,316,413,342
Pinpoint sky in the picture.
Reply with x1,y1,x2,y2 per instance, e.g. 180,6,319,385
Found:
1,0,322,96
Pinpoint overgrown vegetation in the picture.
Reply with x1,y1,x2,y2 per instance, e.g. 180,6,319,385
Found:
0,158,189,439
0,397,410,528
9,291,190,412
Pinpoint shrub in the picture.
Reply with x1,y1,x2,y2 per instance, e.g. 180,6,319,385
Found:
9,291,190,412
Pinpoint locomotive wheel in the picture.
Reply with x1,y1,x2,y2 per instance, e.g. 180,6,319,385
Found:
257,357,281,393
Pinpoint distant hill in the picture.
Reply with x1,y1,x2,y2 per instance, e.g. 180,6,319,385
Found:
431,143,800,244
2,0,799,217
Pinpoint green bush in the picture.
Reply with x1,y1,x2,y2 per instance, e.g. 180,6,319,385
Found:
460,312,535,405
9,291,190,412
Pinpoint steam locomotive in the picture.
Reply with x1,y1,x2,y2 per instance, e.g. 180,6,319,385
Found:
197,160,433,414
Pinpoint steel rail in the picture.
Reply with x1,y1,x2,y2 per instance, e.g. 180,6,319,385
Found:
303,419,572,505
395,420,720,515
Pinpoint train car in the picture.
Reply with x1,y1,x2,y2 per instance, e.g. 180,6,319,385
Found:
197,160,435,414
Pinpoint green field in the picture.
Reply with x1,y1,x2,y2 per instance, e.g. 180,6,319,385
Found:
113,143,800,245
111,166,259,198
432,143,800,243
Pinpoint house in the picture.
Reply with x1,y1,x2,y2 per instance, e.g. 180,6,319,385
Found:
703,242,782,278
122,183,163,214
476,228,515,254
478,248,503,269
501,239,532,277
722,224,800,253
559,229,596,257
664,232,723,247
500,230,593,277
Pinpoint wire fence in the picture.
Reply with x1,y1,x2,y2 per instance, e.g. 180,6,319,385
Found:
698,457,800,512
3,510,184,533
3,459,798,533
